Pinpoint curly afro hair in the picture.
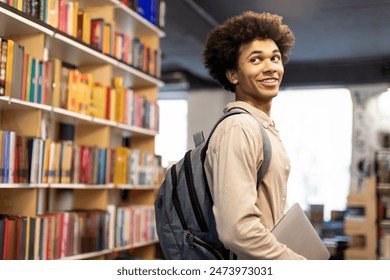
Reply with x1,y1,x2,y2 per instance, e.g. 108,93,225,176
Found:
203,11,295,93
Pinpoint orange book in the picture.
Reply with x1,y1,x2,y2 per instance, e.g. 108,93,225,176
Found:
103,23,112,55
4,39,15,97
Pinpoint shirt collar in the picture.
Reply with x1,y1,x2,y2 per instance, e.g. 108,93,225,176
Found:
223,101,275,128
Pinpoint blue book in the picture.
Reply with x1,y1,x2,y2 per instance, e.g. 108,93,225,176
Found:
29,58,36,103
37,61,43,104
3,131,9,183
137,0,158,25
98,148,106,184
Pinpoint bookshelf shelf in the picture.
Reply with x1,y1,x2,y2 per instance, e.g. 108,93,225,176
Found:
116,239,159,251
116,184,157,190
0,0,163,260
0,4,54,37
0,183,48,189
0,2,164,88
60,249,113,260
49,183,115,190
0,98,158,136
115,2,166,38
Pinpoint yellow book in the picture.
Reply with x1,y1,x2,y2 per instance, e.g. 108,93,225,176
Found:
52,58,62,107
4,39,15,97
78,73,93,115
113,77,125,123
53,142,61,183
46,0,59,29
91,83,107,119
103,23,112,55
42,138,52,184
109,88,116,121
17,0,23,11
77,11,91,45
84,13,91,45
113,146,129,184
33,216,41,260
72,2,79,37
67,69,80,112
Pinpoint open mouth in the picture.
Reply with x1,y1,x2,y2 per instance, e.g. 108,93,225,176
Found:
259,78,278,83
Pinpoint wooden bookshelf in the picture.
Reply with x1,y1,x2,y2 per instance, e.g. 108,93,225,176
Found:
375,149,390,259
0,0,164,260
344,177,377,259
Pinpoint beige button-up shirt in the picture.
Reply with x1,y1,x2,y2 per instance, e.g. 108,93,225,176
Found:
204,101,305,260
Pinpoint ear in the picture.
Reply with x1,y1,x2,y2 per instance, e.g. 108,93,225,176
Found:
226,69,238,84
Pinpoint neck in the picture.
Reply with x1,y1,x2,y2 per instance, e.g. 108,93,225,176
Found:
235,97,272,117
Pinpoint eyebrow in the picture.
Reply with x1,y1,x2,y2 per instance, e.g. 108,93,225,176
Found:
246,49,281,59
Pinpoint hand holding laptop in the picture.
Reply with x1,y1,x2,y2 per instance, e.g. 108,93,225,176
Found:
271,203,331,260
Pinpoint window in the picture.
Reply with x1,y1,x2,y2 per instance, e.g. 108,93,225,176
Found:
272,88,353,221
155,99,188,168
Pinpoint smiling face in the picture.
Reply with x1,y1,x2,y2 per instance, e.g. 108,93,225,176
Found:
226,38,284,111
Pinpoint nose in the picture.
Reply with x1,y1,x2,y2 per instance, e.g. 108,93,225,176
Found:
262,59,277,74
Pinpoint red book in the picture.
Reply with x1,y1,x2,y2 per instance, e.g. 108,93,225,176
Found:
90,19,104,52
3,217,16,260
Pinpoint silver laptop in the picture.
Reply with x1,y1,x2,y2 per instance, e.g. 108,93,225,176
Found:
271,203,331,260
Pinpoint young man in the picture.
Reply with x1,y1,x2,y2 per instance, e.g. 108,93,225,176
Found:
202,11,306,259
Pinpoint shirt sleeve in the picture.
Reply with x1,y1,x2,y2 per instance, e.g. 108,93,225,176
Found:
205,117,305,260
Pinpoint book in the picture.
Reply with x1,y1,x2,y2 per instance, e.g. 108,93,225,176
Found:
0,216,5,260
10,41,24,99
0,130,4,183
8,131,16,183
77,11,91,44
51,58,62,107
25,54,33,101
46,0,59,28
91,83,107,119
3,217,17,259
21,52,29,101
4,39,15,97
0,39,7,96
3,130,10,183
90,18,104,52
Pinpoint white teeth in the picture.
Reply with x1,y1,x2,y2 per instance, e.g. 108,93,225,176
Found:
261,78,277,83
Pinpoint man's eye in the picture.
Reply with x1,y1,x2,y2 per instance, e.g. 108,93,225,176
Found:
272,55,281,61
250,57,260,63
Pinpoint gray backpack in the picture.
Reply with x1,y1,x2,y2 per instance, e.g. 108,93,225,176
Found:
154,109,272,259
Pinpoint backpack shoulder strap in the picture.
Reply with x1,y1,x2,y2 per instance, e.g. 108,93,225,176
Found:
200,108,272,190
257,121,272,189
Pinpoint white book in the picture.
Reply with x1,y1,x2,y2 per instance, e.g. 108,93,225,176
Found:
8,131,16,183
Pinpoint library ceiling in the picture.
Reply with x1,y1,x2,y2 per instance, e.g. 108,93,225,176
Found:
160,0,390,88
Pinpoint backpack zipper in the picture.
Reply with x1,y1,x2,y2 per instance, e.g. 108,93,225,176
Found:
171,164,189,230
186,231,224,260
184,151,208,232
